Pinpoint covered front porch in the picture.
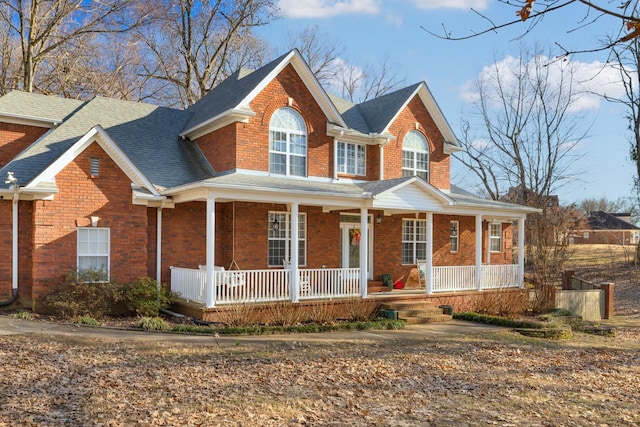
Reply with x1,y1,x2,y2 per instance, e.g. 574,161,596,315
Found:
169,263,522,307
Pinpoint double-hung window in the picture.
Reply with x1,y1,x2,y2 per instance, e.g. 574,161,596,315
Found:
450,221,459,253
337,141,366,175
402,130,429,181
402,219,427,264
77,227,110,282
268,212,306,267
269,108,307,177
489,223,502,252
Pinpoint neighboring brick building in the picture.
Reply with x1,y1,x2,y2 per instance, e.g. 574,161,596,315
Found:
0,50,538,310
572,211,640,246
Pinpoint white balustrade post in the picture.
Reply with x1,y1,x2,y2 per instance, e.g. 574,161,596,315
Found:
205,195,216,308
426,212,433,295
360,208,368,298
475,215,483,291
518,217,526,288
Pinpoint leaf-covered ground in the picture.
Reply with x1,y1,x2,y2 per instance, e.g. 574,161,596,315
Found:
0,328,638,426
1,254,639,426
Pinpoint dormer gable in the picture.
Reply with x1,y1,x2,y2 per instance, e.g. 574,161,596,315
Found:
180,49,347,141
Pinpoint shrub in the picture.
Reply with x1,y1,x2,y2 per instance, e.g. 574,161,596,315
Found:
137,316,170,332
122,277,177,317
9,311,35,320
341,298,380,321
44,272,122,319
77,316,100,326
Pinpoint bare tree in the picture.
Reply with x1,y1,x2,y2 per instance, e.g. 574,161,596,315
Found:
0,0,149,94
456,45,588,202
424,1,640,57
456,44,590,284
286,25,344,87
577,196,638,217
136,0,277,108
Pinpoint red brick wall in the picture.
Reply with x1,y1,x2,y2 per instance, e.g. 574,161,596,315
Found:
0,122,48,169
31,143,149,305
384,96,450,190
195,124,237,173
572,230,637,245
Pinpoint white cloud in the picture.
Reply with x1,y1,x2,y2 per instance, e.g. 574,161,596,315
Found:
460,54,628,114
412,0,490,10
278,0,380,18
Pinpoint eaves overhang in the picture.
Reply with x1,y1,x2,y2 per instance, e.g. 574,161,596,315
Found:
0,112,60,128
180,108,256,140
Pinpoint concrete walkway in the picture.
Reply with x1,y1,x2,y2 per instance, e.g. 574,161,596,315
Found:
0,316,508,347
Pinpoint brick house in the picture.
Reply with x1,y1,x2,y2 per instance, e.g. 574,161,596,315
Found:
0,50,538,313
572,211,640,246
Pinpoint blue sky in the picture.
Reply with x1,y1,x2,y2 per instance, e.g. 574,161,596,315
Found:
256,0,636,205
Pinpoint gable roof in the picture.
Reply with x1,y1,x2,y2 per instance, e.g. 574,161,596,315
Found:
181,49,347,139
0,93,212,191
587,211,639,230
329,83,462,152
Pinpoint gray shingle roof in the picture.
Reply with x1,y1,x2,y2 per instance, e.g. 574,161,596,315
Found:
0,95,212,190
0,90,83,123
355,84,421,134
588,211,639,230
184,51,291,133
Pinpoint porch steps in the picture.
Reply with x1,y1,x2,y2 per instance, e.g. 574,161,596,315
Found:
381,302,452,325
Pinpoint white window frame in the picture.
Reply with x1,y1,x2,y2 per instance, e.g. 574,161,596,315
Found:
268,211,307,267
402,130,429,181
402,219,427,264
489,223,502,253
77,227,110,282
450,220,459,253
337,141,366,176
269,107,307,177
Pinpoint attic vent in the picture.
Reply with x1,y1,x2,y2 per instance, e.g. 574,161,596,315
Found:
90,157,100,177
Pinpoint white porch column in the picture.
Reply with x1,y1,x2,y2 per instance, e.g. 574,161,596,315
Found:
425,212,433,295
518,217,526,288
379,145,384,180
290,203,300,302
475,215,483,291
156,207,163,286
360,208,368,298
205,195,216,308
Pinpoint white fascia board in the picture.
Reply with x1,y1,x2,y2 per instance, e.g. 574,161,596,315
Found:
416,84,461,150
326,123,395,145
383,177,455,205
0,112,58,128
166,182,369,208
241,50,347,128
443,205,533,219
26,126,160,197
378,83,462,152
180,108,255,140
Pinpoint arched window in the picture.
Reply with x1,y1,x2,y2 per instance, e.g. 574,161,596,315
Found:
402,130,429,181
269,108,307,177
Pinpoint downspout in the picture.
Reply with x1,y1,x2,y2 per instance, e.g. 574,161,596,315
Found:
156,205,163,291
1,175,19,306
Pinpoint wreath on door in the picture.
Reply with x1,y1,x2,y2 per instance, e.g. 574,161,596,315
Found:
350,229,361,246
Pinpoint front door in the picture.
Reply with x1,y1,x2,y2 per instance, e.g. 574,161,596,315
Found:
340,216,372,279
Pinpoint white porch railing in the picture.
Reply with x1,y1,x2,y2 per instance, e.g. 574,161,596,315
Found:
298,268,360,300
171,264,521,306
430,264,520,293
170,266,361,306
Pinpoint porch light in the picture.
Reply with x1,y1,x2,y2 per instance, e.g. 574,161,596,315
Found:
376,213,383,224
272,217,280,231
450,223,458,236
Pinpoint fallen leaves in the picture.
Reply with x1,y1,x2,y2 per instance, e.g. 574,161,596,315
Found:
0,330,639,426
